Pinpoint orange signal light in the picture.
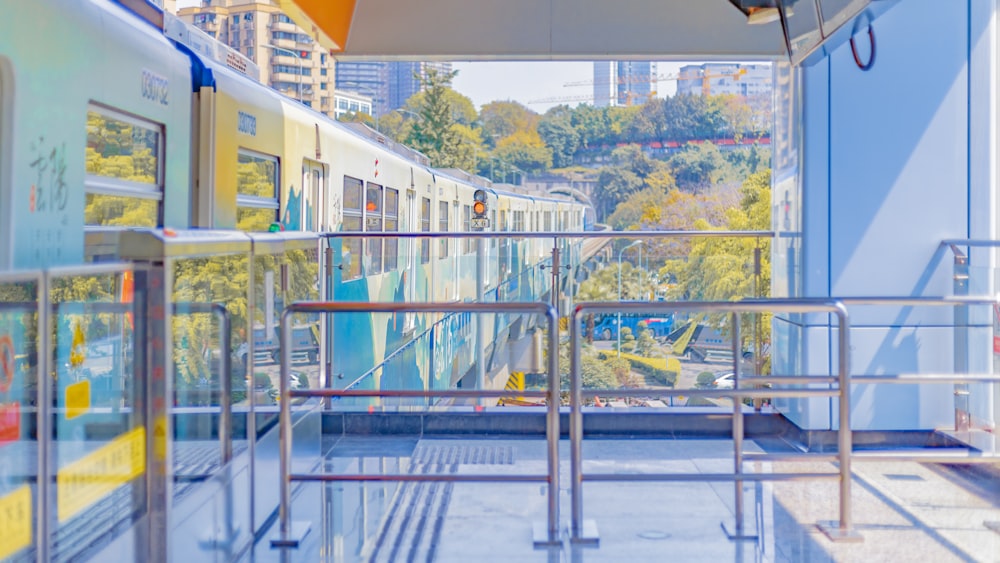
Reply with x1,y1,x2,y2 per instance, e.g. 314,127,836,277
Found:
473,201,486,215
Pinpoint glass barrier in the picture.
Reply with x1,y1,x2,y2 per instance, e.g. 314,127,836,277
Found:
47,265,143,562
0,273,41,563
170,253,248,480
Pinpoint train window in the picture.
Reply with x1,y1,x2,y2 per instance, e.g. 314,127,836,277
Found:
499,210,507,233
235,150,278,231
341,176,363,281
84,107,163,227
420,197,430,264
462,204,471,254
544,212,552,231
365,182,383,275
438,200,449,258
384,188,398,271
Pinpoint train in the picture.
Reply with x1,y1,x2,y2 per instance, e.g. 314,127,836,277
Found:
0,0,594,405
0,3,594,556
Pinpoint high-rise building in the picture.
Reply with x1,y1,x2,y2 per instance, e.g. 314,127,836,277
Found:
386,62,453,115
176,0,339,118
676,63,772,97
593,61,656,107
338,61,453,118
334,61,389,117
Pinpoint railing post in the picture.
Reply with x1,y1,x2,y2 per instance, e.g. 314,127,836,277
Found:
271,309,311,548
819,302,861,542
723,313,754,540
952,247,971,431
533,305,561,546
569,304,598,545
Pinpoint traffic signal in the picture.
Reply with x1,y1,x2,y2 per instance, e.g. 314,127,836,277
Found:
471,189,489,229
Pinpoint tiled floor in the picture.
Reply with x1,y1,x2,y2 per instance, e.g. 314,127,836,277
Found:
249,436,1000,562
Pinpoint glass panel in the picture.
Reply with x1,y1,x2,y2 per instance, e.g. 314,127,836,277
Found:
85,108,163,226
420,198,430,264
84,194,158,227
170,254,248,484
86,110,161,185
438,201,449,258
236,151,277,198
237,206,277,232
47,267,143,561
0,276,39,561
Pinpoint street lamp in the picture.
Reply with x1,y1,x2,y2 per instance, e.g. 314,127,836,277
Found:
261,44,304,103
617,240,643,357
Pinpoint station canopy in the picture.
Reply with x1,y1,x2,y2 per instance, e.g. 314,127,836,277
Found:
277,0,896,65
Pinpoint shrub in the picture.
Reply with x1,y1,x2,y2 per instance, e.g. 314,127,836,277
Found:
696,371,716,388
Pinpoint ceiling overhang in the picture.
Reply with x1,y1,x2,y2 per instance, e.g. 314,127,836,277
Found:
280,0,896,64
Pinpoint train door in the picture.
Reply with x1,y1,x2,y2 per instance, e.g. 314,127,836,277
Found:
403,185,417,332
302,160,324,231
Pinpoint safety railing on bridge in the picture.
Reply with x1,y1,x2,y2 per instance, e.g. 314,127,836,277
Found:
271,301,563,549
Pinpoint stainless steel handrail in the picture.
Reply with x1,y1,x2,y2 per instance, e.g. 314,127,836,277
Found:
569,298,853,543
320,229,774,239
272,301,561,549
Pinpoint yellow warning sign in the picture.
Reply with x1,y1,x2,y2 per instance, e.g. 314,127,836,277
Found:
65,379,91,420
0,485,32,559
57,426,145,522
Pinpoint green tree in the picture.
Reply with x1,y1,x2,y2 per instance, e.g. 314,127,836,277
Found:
493,130,553,175
662,170,772,357
667,141,734,191
478,101,540,146
538,106,579,168
403,68,465,168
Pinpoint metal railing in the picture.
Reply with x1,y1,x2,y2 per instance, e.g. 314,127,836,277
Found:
570,299,855,543
272,301,562,548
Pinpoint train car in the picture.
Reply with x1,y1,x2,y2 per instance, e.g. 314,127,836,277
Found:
1,0,194,269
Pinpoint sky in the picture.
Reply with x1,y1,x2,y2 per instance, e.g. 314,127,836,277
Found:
451,61,689,114
173,0,690,113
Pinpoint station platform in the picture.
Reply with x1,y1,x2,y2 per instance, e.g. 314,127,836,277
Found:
247,432,1000,562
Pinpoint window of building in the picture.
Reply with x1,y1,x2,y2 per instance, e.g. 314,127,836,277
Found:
320,53,327,64
320,68,327,76
385,188,398,271
342,176,363,281
320,83,327,90
232,15,238,24
84,106,164,227
420,197,430,264
235,149,279,231
337,99,348,109
349,101,360,112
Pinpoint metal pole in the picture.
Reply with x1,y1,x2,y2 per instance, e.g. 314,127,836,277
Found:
836,305,853,534
952,248,970,431
731,313,746,537
545,306,560,543
278,311,293,542
36,273,51,563
570,303,584,539
476,237,486,404
551,240,560,312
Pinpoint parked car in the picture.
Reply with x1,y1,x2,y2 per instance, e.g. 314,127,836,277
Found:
713,372,735,389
